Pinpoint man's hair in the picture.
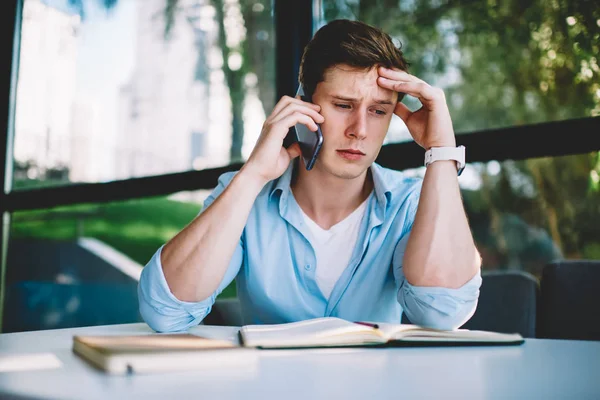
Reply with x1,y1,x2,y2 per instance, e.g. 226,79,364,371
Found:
298,19,410,99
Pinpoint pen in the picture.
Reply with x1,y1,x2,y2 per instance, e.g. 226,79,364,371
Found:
354,321,379,329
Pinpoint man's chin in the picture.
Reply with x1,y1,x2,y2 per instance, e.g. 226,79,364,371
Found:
321,159,369,180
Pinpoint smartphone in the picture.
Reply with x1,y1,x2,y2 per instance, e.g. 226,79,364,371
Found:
284,85,323,171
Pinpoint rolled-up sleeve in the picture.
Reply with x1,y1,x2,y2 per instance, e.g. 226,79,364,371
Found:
393,234,482,330
137,172,244,332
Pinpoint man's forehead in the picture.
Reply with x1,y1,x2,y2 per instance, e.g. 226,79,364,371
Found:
323,64,378,81
321,65,397,102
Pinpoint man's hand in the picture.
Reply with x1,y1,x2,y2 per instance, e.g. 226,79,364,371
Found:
241,95,324,185
377,67,456,149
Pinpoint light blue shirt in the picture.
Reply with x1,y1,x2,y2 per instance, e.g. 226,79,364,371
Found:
138,162,482,332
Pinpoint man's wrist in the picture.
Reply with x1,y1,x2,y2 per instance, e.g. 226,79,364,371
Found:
424,140,457,151
237,165,269,193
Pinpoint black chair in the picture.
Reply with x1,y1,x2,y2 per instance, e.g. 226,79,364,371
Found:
461,270,539,337
209,270,541,337
402,270,539,338
537,260,600,341
203,298,243,326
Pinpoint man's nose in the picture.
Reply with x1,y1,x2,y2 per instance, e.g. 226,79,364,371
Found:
346,111,367,140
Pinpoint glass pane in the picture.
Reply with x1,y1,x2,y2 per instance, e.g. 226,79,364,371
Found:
318,1,600,144
400,151,600,277
5,188,237,332
13,0,275,189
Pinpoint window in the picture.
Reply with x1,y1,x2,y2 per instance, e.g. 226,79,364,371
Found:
318,0,600,272
13,0,275,189
4,0,272,331
3,0,597,333
319,0,600,144
4,188,240,332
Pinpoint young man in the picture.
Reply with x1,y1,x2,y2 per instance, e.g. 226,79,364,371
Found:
138,20,482,332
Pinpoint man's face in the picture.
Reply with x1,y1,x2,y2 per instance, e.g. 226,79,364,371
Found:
310,65,398,180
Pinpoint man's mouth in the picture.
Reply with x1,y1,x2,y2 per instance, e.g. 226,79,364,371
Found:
337,149,366,155
336,149,366,160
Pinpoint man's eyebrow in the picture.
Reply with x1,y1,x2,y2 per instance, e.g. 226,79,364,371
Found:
331,95,394,105
331,95,359,102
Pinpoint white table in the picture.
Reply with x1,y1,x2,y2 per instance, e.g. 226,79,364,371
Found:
0,323,599,400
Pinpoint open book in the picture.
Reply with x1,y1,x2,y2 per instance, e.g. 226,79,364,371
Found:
72,333,251,375
73,318,523,373
239,317,524,348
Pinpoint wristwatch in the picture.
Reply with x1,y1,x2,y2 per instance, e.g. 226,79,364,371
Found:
424,145,466,176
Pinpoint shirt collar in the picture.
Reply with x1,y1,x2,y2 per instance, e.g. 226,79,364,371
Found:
369,162,393,210
269,160,295,204
269,161,392,212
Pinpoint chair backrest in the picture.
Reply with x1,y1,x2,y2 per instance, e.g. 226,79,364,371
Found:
203,298,243,326
458,270,539,338
537,260,600,341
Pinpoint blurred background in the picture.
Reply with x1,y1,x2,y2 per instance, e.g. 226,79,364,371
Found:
2,0,599,332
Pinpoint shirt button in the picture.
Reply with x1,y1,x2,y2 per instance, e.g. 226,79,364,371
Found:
304,264,311,271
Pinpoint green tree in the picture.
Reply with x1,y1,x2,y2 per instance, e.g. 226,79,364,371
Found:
71,0,275,162
325,0,600,129
164,0,274,162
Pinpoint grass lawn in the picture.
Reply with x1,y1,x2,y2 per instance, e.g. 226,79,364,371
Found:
11,196,237,298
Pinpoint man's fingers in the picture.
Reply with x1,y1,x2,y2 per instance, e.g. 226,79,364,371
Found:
377,76,408,92
270,96,304,118
275,113,319,133
377,66,426,84
378,78,436,103
270,103,324,125
268,96,320,121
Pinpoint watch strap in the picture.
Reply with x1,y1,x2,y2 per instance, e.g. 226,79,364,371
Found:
424,145,466,176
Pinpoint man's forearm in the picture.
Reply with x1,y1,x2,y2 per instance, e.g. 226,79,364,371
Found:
161,168,266,302
403,160,481,288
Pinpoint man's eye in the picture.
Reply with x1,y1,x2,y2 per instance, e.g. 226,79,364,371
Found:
335,104,351,109
374,109,387,115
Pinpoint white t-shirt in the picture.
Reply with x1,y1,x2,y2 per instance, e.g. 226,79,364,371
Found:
298,194,372,299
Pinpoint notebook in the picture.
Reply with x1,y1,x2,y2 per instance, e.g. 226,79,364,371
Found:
72,333,253,375
238,317,525,348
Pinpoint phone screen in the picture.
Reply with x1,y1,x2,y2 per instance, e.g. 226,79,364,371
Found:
289,85,323,171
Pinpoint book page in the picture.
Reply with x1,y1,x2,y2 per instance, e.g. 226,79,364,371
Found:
373,324,523,342
394,329,523,342
240,317,386,348
373,322,427,339
373,322,523,342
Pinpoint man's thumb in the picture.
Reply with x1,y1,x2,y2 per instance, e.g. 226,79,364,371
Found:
286,142,302,159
